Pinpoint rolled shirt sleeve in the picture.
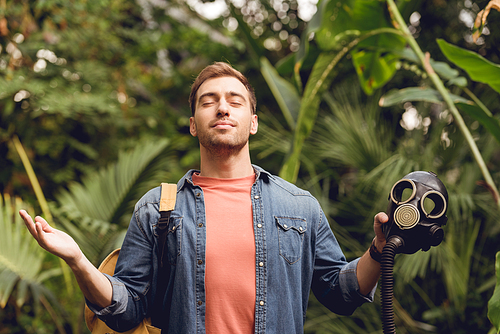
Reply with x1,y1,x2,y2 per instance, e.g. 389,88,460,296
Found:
339,258,376,303
85,274,129,317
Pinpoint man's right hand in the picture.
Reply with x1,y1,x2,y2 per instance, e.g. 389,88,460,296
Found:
19,210,83,265
19,209,113,308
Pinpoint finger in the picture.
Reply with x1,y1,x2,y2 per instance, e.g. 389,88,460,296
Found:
374,212,388,241
33,216,55,244
19,210,39,239
375,212,389,224
34,220,48,246
374,212,389,225
34,216,52,233
19,209,32,223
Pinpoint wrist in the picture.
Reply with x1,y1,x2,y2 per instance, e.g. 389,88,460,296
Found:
369,237,382,263
64,250,85,270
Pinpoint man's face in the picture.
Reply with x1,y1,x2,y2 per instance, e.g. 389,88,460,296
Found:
189,76,258,155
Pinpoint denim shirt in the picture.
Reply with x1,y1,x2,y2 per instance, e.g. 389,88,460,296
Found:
87,165,375,333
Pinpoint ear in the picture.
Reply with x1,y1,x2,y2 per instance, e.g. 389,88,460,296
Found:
250,114,258,135
189,117,197,137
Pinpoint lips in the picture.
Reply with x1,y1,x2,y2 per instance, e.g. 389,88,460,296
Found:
211,120,235,129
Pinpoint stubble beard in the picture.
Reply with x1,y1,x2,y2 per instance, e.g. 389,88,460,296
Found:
197,127,250,158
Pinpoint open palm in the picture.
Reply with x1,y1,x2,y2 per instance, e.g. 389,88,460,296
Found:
19,210,82,264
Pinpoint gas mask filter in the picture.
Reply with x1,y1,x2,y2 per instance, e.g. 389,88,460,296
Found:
382,171,448,254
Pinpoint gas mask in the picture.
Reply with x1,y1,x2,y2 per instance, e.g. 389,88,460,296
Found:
382,171,448,254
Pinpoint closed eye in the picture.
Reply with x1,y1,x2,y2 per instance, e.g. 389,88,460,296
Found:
198,92,218,107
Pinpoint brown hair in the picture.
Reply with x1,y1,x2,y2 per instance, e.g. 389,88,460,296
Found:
189,62,257,116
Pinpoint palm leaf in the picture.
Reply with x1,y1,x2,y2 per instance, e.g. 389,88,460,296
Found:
56,138,170,226
0,194,62,309
310,87,391,171
55,209,119,267
305,292,381,333
251,108,292,163
55,138,175,264
488,251,500,332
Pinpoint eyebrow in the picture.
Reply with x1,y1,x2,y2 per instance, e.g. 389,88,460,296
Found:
198,91,247,103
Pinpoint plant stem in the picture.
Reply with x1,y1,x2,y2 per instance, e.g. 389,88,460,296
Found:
386,0,500,207
39,295,67,334
12,135,54,223
12,135,74,293
463,87,493,117
281,27,403,182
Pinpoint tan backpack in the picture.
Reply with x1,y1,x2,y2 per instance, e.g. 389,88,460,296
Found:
84,183,177,334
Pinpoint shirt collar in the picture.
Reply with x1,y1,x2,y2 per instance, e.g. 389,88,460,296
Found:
178,164,274,191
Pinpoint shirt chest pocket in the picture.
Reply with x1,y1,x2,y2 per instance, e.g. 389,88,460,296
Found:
157,217,183,265
275,216,307,264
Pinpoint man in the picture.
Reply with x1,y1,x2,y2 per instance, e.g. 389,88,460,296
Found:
20,62,388,333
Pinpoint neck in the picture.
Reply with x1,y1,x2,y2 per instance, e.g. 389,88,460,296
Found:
198,143,254,178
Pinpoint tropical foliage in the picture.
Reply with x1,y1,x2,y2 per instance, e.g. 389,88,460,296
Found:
1,0,500,333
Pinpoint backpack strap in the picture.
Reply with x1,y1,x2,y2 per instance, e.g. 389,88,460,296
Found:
151,183,177,329
158,183,177,268
85,183,177,333
160,183,177,214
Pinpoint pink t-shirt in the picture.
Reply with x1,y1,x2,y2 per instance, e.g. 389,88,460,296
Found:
192,173,256,334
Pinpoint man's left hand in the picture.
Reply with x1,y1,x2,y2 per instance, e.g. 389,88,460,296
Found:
373,212,389,253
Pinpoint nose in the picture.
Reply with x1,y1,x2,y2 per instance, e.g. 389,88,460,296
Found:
217,98,230,117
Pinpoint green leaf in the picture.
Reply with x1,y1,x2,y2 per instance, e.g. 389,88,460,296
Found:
296,0,327,56
379,87,472,106
293,0,327,92
275,53,296,75
55,138,175,263
56,210,118,265
56,138,170,225
316,0,392,50
0,194,56,309
456,102,500,144
315,0,405,95
280,52,340,182
447,77,468,87
352,48,400,95
312,88,391,171
379,86,500,144
437,39,500,94
488,252,500,333
392,48,460,80
260,57,300,130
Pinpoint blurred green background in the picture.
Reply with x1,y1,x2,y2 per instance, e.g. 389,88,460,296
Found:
1,0,500,333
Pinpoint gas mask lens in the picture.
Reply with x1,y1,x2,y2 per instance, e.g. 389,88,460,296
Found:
390,179,416,204
389,177,448,230
390,179,419,229
420,190,447,219
383,171,448,255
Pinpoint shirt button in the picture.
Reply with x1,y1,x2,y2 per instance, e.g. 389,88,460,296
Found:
254,195,260,199
198,260,203,265
299,227,303,231
198,300,203,306
259,262,264,267
196,193,201,197
257,224,262,228
284,224,288,228
259,301,264,306
198,223,203,227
